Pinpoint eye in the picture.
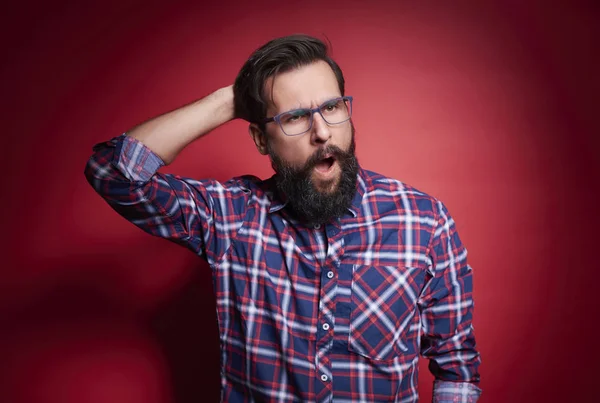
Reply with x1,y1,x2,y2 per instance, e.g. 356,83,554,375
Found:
282,110,309,123
322,99,341,113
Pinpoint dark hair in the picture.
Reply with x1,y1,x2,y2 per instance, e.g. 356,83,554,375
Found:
233,34,345,126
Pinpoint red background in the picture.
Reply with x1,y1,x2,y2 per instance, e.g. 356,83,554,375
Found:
1,1,598,402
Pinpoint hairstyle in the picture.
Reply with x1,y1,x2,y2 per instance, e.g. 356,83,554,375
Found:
233,34,345,128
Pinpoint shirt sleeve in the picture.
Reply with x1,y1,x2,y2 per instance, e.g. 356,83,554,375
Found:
419,200,482,401
83,134,248,266
432,380,482,402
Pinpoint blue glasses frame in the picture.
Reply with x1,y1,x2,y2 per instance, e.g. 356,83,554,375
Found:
262,96,353,136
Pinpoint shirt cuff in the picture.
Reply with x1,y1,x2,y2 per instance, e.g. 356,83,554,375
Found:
432,380,482,403
115,134,165,182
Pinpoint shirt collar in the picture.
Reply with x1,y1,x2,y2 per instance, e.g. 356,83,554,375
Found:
263,177,287,213
348,167,369,218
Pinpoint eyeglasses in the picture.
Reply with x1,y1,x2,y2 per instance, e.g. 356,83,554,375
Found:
262,96,353,136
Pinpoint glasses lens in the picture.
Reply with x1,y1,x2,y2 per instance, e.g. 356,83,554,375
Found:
320,98,351,125
278,97,352,136
280,109,311,136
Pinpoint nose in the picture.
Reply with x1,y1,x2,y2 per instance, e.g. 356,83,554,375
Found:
310,112,331,144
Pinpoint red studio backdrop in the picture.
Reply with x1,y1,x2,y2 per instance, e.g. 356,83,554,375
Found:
1,1,598,402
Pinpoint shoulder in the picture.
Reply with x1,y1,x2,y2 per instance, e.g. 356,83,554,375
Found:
360,169,445,217
176,174,276,207
208,174,276,205
228,174,271,195
186,174,264,193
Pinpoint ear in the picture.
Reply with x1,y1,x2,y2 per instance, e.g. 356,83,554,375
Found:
249,124,269,155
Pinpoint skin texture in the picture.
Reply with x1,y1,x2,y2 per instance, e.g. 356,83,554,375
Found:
249,61,354,195
127,86,235,165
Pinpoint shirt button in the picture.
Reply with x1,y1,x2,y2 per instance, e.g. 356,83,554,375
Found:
320,374,328,382
322,323,330,331
327,271,334,279
314,223,321,229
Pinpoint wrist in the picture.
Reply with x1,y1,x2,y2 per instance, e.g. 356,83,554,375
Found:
214,85,235,122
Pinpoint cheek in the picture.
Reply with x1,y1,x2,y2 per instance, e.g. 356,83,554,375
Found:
272,138,312,166
338,128,354,149
284,149,312,168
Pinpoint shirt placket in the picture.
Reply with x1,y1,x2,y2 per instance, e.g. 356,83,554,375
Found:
314,220,344,403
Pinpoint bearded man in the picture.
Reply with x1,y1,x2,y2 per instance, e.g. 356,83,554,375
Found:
85,34,481,403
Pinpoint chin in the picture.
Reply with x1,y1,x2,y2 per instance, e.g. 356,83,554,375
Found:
313,177,339,194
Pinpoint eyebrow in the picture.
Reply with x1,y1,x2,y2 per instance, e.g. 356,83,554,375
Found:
283,96,341,112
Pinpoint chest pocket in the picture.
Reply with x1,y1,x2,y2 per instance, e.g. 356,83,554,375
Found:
348,264,425,362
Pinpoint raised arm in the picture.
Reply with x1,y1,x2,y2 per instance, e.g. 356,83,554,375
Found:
128,85,235,165
84,86,249,265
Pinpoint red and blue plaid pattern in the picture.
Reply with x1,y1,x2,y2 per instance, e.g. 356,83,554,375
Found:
85,134,481,402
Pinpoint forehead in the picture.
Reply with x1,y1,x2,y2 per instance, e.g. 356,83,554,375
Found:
265,60,341,113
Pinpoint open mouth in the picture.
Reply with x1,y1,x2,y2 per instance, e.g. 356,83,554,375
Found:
314,156,336,173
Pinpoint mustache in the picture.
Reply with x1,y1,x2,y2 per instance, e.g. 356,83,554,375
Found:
303,144,354,172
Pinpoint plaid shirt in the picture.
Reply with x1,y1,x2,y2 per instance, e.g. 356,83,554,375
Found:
85,134,481,402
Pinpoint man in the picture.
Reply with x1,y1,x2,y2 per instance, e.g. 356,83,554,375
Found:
85,35,481,402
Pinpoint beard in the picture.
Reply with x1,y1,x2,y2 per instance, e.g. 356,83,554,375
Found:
267,128,359,226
